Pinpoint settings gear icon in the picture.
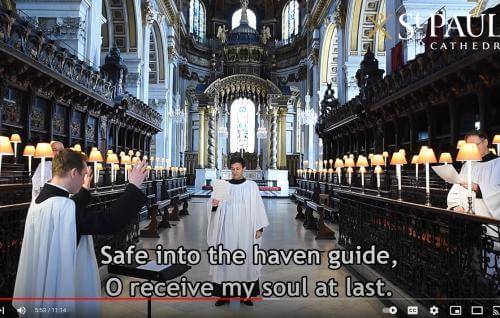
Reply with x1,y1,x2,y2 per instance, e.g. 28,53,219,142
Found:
429,305,439,316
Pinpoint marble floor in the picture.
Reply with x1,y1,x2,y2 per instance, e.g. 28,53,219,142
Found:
101,198,386,318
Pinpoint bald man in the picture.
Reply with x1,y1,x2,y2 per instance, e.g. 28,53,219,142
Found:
32,141,64,199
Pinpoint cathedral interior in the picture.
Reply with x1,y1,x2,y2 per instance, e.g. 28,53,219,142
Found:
1,0,500,316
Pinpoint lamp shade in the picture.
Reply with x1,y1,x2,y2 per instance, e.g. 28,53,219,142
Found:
121,155,131,165
334,158,344,168
128,150,134,156
74,144,82,152
328,168,334,174
34,142,53,158
368,153,374,160
135,151,141,157
398,149,406,156
107,150,113,155
0,136,14,155
91,147,98,152
411,155,419,164
23,145,36,156
120,151,125,157
456,140,466,149
492,135,500,144
132,156,140,164
374,166,383,174
438,152,453,164
356,156,369,167
390,152,407,165
382,151,389,158
344,158,355,167
417,147,437,164
10,133,21,143
371,154,384,167
143,155,148,160
112,164,120,171
88,150,103,162
456,143,482,161
328,159,333,165
96,163,103,171
106,153,119,164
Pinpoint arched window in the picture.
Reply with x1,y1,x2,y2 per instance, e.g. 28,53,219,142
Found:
230,98,255,153
189,0,206,42
282,0,299,42
231,8,257,29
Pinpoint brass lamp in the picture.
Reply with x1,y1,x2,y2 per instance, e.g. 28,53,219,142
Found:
23,145,36,176
390,152,407,201
334,158,344,185
34,142,53,185
456,143,482,214
106,153,119,184
417,147,437,206
344,157,355,189
356,156,369,192
10,133,21,159
89,149,103,190
371,155,385,196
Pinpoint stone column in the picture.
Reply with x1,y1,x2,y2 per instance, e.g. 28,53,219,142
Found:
269,107,278,169
197,107,206,168
207,106,216,169
278,107,287,169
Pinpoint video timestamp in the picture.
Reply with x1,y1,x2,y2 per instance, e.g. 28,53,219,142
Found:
34,307,67,314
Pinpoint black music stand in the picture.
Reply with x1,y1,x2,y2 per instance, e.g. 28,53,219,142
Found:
108,262,191,318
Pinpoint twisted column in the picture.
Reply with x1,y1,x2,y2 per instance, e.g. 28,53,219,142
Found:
207,107,216,169
197,107,206,168
270,107,278,170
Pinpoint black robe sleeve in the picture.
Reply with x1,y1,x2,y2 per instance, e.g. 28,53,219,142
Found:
75,184,147,240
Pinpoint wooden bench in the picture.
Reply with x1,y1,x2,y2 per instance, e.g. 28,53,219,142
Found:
293,193,308,220
178,191,190,216
140,198,172,238
305,200,336,240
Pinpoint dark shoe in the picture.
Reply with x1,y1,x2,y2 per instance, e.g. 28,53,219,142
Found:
240,299,253,306
215,299,230,306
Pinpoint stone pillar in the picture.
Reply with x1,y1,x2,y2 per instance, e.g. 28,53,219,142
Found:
269,107,278,170
278,108,287,169
207,106,216,169
197,107,206,168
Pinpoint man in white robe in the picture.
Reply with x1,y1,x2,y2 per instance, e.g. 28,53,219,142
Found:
207,157,269,306
447,131,500,218
447,131,500,276
31,141,64,199
13,149,148,317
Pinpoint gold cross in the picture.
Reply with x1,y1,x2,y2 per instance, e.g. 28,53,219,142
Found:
471,0,486,17
367,13,392,40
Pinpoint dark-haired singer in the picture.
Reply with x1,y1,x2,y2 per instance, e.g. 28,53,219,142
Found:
13,149,148,317
206,157,269,307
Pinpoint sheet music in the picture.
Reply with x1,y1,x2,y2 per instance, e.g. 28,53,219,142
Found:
432,164,465,184
137,261,172,272
212,179,231,201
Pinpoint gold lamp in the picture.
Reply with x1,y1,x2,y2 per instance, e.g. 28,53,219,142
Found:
121,155,131,182
390,152,408,201
418,147,437,206
457,143,482,214
411,155,420,182
344,157,355,188
89,149,103,189
106,153,119,184
9,133,21,158
438,152,453,165
34,142,53,185
334,158,344,185
0,136,14,176
493,135,500,157
356,156,369,192
382,151,389,166
23,145,36,176
370,155,385,195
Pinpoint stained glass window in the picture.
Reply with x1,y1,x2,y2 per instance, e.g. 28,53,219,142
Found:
231,8,257,29
230,98,255,153
189,0,206,42
282,0,299,42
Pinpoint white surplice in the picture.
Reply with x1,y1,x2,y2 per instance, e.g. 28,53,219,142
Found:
206,180,269,283
13,197,101,317
447,157,500,219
